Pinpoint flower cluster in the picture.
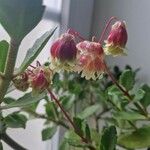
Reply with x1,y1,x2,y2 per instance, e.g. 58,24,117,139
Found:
50,19,128,80
13,18,128,93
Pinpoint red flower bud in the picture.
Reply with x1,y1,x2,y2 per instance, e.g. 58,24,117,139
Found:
50,33,77,72
104,21,128,56
29,66,53,94
76,41,105,80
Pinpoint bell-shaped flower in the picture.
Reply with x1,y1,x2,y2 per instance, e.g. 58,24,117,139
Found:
50,33,77,72
104,21,128,56
75,41,105,80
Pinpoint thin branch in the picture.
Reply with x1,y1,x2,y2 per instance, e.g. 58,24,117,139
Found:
47,88,96,150
104,62,148,117
1,133,26,150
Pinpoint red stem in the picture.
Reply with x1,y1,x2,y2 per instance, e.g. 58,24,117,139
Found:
104,62,148,116
46,88,93,146
98,16,117,43
47,88,75,128
104,62,132,100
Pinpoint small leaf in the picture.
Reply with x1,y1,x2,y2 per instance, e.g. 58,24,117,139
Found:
91,129,101,147
64,130,88,148
0,40,9,72
42,126,57,141
61,96,75,110
108,85,121,96
113,111,146,120
85,124,91,142
45,102,58,119
118,126,150,149
59,139,70,150
0,0,45,40
18,27,57,73
2,92,46,109
77,104,100,119
140,84,150,107
134,89,145,101
3,97,16,104
4,113,27,128
119,69,135,90
100,126,117,150
73,117,83,136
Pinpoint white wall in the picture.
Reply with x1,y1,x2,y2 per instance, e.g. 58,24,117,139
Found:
92,0,150,83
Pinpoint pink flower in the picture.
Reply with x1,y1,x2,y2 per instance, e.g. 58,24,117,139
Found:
28,66,53,94
75,41,105,80
50,33,77,72
104,21,128,56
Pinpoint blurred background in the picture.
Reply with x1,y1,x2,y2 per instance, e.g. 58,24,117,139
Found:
0,0,150,149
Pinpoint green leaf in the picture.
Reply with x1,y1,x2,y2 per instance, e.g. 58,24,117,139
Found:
140,84,150,107
59,140,70,150
42,126,57,141
73,117,83,136
113,111,146,121
100,126,117,150
108,85,121,96
64,130,88,148
85,124,91,142
134,88,145,101
3,97,16,104
18,27,57,72
61,96,75,110
45,102,58,119
0,40,9,72
118,126,150,149
119,69,135,90
4,113,27,128
0,141,3,150
77,104,100,119
91,129,101,147
0,0,45,40
2,92,46,109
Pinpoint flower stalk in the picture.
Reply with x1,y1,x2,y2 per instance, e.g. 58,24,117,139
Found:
104,62,148,117
47,88,96,150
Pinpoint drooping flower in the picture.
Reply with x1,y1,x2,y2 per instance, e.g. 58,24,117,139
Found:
50,33,77,72
13,72,29,91
75,41,105,80
104,21,128,56
28,65,53,94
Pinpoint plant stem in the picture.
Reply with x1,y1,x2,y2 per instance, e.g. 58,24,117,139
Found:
0,39,20,103
1,133,26,150
47,88,96,150
104,62,148,117
98,16,117,43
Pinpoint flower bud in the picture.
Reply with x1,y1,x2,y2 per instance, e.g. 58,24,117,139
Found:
29,66,53,94
76,41,105,80
104,21,128,56
50,33,77,72
13,72,29,91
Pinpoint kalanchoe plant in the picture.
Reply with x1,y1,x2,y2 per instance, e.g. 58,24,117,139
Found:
0,1,150,150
